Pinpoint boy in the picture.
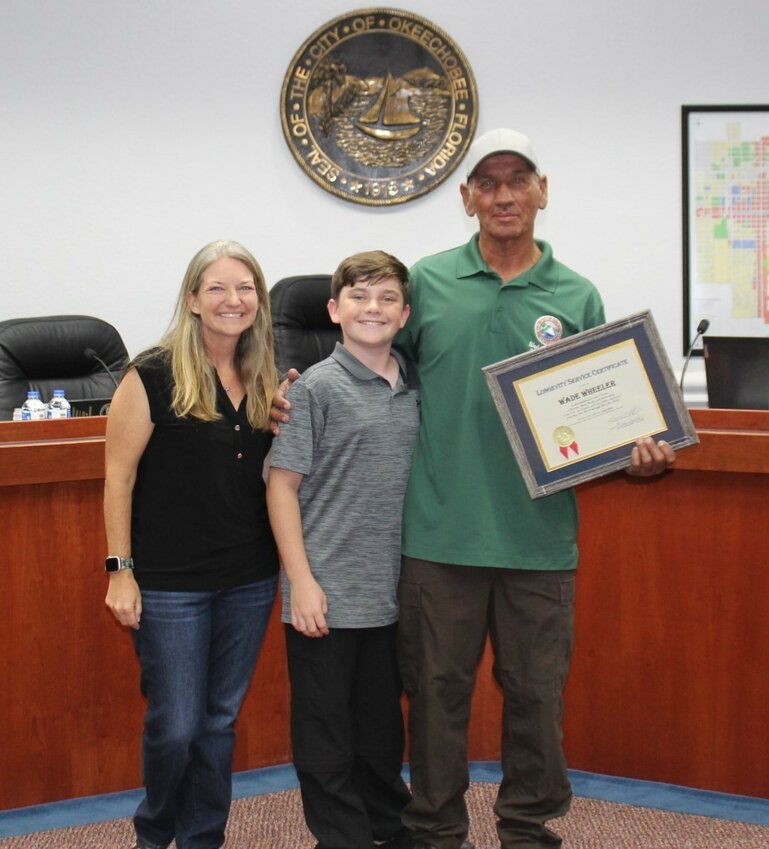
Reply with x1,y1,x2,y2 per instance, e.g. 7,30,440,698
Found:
267,250,420,849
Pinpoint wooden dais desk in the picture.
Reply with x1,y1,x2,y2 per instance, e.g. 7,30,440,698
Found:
1,410,767,808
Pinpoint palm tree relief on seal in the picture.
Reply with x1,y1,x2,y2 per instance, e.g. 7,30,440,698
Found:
281,10,478,206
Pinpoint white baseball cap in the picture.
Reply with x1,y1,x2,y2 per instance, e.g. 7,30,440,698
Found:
464,128,540,178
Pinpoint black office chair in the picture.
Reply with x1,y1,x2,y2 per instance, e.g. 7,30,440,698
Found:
269,275,341,375
0,315,129,419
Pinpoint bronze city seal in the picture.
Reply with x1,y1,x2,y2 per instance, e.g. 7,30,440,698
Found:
280,8,478,206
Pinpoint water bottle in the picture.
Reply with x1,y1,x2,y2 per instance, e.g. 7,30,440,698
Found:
46,389,72,419
21,390,46,420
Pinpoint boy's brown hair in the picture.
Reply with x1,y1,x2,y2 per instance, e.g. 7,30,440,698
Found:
330,250,410,302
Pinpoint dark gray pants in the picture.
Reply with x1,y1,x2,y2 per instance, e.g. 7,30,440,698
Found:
397,558,575,849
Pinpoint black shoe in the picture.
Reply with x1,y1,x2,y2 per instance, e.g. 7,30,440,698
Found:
412,842,474,849
379,830,415,849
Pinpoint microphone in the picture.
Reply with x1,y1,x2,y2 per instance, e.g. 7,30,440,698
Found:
679,319,710,392
84,347,120,390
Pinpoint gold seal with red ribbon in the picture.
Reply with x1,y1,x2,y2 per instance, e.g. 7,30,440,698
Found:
553,425,579,459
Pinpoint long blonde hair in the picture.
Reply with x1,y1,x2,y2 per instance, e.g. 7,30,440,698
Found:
142,240,277,430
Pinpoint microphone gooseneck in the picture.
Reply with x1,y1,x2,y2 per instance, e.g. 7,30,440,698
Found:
679,319,711,392
84,347,119,389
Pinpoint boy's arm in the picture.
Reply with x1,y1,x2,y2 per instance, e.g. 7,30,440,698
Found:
267,467,329,637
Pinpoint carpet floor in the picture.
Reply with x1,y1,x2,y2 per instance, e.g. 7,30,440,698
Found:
1,782,767,849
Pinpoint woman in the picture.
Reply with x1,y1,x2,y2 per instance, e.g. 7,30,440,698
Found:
104,240,279,849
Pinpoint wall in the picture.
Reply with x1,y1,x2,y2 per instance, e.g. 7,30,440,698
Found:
2,0,767,400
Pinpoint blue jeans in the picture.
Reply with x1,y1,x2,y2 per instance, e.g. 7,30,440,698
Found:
131,576,277,849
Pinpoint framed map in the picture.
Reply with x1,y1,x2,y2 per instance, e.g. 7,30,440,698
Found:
682,105,769,355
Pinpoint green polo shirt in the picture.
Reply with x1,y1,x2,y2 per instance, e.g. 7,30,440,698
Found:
396,235,605,570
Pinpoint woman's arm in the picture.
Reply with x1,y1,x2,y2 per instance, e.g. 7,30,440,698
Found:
103,368,154,629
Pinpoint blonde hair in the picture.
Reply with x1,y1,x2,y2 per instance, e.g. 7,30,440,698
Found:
138,240,277,430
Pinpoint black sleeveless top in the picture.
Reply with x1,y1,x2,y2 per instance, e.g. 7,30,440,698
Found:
130,352,278,591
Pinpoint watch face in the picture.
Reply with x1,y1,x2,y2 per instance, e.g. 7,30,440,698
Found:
105,557,131,572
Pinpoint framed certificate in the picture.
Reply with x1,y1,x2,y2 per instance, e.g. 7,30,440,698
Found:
483,311,698,499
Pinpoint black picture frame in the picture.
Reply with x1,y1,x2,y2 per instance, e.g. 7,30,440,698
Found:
682,104,769,356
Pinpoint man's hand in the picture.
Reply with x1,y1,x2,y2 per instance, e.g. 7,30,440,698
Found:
270,368,300,435
627,437,676,477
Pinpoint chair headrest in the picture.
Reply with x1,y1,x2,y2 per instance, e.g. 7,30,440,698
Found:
270,276,333,329
269,276,341,375
0,315,129,419
0,315,128,378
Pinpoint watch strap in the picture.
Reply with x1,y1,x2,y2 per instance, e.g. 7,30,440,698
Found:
105,556,134,573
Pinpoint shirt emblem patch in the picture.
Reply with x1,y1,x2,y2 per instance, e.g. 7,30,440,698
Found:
534,315,563,345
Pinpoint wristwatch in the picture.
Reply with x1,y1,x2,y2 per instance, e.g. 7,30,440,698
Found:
105,556,134,573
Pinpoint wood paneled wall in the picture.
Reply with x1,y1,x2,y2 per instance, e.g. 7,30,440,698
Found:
1,411,767,810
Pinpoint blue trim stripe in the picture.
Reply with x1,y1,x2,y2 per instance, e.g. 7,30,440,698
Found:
1,763,768,838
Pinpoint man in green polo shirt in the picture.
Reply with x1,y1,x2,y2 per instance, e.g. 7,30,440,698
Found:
394,129,674,849
270,128,674,849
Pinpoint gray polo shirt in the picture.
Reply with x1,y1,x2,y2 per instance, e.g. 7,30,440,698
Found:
270,342,420,628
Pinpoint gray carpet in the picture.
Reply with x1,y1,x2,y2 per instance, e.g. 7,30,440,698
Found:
1,783,767,848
